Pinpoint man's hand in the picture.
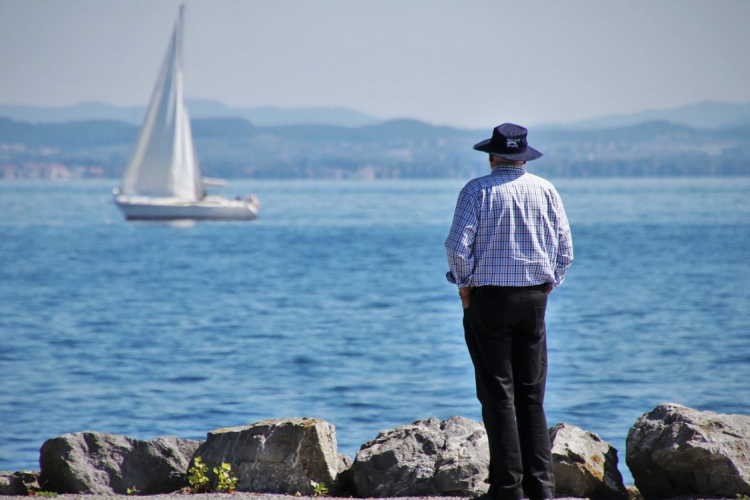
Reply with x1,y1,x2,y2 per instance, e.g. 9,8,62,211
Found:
546,283,554,295
459,287,471,309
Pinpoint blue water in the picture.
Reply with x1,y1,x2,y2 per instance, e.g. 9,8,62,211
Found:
1,178,749,486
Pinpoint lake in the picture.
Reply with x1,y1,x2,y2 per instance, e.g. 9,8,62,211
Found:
1,177,749,485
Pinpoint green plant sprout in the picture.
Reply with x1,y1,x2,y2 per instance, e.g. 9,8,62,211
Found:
188,456,211,493
213,462,238,493
311,480,328,496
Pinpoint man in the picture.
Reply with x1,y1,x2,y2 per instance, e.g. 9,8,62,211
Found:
445,123,573,500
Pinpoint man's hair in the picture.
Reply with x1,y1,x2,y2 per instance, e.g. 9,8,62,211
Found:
491,154,525,165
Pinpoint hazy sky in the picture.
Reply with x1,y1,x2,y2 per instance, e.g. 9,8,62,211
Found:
1,0,749,128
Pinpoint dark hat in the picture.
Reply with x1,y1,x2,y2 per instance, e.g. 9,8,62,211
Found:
473,123,543,162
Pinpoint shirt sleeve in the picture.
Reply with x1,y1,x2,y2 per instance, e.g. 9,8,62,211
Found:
552,192,574,287
445,183,479,287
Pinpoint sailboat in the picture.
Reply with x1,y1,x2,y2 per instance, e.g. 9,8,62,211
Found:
113,6,259,221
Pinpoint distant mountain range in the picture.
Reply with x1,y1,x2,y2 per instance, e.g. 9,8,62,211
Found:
2,113,749,180
0,100,380,128
544,101,750,130
3,100,750,130
0,100,750,130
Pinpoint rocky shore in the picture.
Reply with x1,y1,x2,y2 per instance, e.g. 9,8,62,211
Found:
0,494,610,500
2,404,749,499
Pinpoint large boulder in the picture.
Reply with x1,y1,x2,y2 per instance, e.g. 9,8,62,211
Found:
0,471,40,495
626,403,750,498
39,432,200,494
549,422,628,499
348,416,489,497
192,417,347,495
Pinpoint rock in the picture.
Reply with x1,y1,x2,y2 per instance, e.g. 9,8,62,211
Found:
0,472,22,496
626,403,750,498
348,416,489,497
626,484,644,500
337,453,352,474
0,471,40,495
192,417,345,495
549,422,628,499
38,432,200,494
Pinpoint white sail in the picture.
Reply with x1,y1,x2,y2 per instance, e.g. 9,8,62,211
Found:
120,6,204,201
113,6,259,222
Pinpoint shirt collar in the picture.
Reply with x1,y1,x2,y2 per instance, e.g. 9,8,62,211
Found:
491,164,527,174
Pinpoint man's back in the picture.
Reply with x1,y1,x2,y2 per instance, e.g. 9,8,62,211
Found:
445,165,572,290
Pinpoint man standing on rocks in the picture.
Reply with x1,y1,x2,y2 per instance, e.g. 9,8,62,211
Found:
445,123,573,500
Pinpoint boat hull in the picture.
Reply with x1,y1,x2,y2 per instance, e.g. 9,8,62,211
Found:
114,195,258,221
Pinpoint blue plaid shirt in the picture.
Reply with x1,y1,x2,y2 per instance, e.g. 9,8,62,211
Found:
445,165,573,289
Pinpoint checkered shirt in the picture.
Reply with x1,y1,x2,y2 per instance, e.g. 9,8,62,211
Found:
445,165,573,289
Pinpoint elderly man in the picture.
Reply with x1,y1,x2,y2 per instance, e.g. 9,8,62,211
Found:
445,123,573,500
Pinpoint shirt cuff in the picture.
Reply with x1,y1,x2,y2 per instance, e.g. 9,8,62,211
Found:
446,271,472,288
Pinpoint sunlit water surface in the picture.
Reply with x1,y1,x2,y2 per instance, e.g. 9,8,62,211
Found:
1,178,749,485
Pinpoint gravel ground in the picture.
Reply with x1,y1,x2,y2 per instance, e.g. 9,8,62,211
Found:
0,496,487,500
1,494,732,500
0,495,731,500
2,496,592,500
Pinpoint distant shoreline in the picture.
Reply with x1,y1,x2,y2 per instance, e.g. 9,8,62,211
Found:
2,115,750,180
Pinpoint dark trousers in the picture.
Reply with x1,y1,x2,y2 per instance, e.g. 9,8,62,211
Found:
463,284,555,500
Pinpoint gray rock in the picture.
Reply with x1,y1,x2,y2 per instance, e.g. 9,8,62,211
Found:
626,403,750,498
38,432,200,494
549,422,628,499
0,471,40,495
627,484,644,500
349,416,489,497
337,453,352,474
192,417,345,495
